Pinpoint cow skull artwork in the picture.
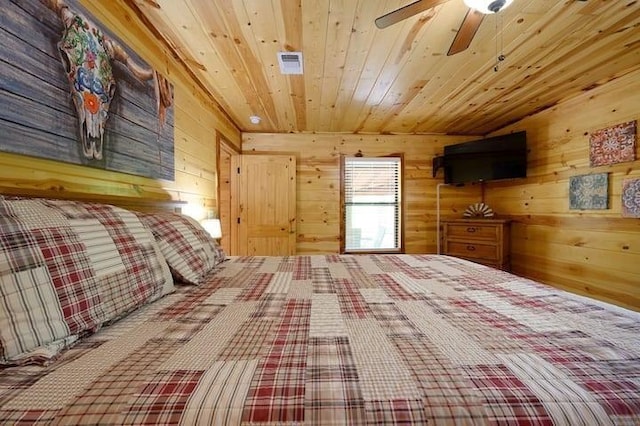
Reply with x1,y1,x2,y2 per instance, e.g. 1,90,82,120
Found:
43,0,173,161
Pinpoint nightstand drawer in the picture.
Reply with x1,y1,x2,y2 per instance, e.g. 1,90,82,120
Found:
446,241,498,261
445,224,498,240
441,219,510,271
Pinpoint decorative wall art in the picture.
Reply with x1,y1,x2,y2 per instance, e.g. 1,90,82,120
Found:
0,0,175,180
621,179,640,218
589,120,637,167
569,173,609,210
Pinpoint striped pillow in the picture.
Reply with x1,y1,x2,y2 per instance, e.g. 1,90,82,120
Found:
0,197,174,365
138,212,226,285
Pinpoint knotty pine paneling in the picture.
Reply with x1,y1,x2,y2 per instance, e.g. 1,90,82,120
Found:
0,0,240,218
485,68,640,311
242,133,480,254
127,1,639,136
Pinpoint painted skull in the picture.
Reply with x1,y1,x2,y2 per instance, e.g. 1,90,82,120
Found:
58,14,116,160
44,0,173,162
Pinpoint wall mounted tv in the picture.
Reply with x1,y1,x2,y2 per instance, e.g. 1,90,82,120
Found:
441,131,527,185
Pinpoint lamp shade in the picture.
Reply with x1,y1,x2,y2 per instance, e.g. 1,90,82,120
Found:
463,0,514,14
200,218,222,239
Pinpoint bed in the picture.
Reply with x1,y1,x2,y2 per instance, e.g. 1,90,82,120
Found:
1,195,639,425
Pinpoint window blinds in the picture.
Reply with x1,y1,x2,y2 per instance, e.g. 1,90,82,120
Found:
343,157,401,251
344,158,400,202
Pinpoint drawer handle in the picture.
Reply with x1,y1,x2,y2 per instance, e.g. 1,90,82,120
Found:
467,227,477,233
466,245,476,251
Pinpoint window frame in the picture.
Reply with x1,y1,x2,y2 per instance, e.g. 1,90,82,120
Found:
340,153,405,254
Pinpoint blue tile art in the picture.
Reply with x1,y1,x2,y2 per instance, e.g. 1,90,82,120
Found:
569,173,609,210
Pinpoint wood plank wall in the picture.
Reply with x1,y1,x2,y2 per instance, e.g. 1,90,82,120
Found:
0,0,240,218
242,133,480,254
485,69,640,311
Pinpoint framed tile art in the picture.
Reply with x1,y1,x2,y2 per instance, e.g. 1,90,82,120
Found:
569,173,609,210
622,178,640,218
589,120,636,167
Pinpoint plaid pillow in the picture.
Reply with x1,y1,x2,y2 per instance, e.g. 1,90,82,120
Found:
0,197,174,365
138,212,226,285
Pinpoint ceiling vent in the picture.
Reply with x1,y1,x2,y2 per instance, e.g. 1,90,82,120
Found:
277,52,303,75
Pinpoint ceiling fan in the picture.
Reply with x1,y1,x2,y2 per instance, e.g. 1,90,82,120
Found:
375,0,514,56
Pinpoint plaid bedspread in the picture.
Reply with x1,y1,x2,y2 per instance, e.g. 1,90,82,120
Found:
1,255,639,425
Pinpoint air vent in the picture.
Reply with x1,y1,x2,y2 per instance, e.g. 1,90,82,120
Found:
277,52,303,75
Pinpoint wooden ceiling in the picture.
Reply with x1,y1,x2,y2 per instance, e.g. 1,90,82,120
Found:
126,0,640,135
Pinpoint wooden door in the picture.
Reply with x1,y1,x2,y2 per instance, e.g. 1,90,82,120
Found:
232,154,296,255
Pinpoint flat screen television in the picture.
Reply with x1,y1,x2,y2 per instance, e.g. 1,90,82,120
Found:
443,131,527,184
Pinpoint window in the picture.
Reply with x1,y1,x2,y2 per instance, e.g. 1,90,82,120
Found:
341,155,403,253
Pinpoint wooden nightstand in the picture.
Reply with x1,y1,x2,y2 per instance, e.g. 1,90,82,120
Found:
441,219,511,271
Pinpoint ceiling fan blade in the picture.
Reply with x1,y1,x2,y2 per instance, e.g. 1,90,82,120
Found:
375,0,451,29
447,8,484,55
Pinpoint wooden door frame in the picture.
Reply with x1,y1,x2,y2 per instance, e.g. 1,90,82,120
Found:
216,130,240,254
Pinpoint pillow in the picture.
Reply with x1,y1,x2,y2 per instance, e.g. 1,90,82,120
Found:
0,197,174,365
138,212,225,285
